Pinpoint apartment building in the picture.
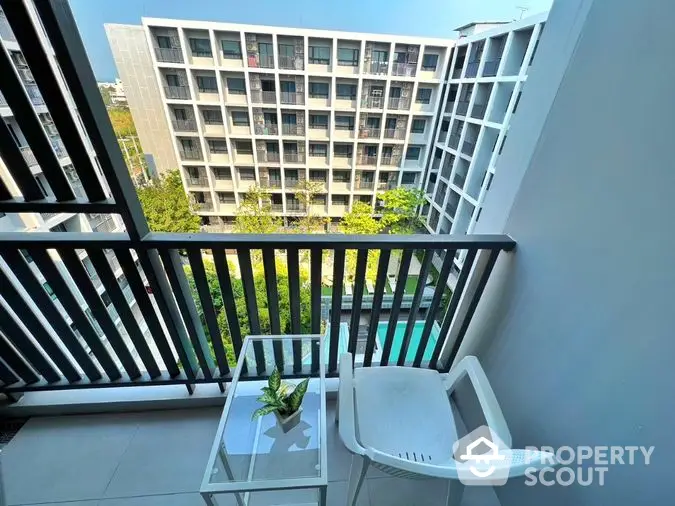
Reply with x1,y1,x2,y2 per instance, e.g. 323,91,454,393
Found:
421,13,547,276
0,6,161,370
107,20,452,230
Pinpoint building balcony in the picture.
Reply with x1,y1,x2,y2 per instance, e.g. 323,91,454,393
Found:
179,147,203,161
270,202,283,212
455,101,469,116
448,134,461,149
172,118,198,132
356,180,375,190
255,123,278,135
217,202,237,214
284,178,300,188
453,172,466,189
186,175,209,188
0,92,7,107
213,178,234,190
333,154,352,168
392,62,417,77
282,124,305,136
284,152,305,163
359,127,381,139
155,47,184,63
367,61,389,75
362,96,384,109
279,55,303,70
164,85,190,100
452,67,462,79
51,137,68,159
388,97,411,110
309,154,329,167
267,178,282,189
333,127,355,140
193,200,214,212
286,202,306,213
252,55,275,69
20,146,37,167
462,140,476,156
259,152,280,163
0,12,16,41
25,84,44,106
280,91,305,105
483,58,501,77
378,179,397,190
465,61,479,78
357,155,378,166
384,128,406,140
252,90,277,104
381,155,402,167
472,103,487,119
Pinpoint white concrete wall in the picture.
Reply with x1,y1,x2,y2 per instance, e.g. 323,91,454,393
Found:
462,0,674,503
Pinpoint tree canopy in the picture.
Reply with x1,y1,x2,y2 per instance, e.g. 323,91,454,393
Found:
339,201,383,235
234,186,282,234
137,170,201,233
379,187,426,234
107,107,137,138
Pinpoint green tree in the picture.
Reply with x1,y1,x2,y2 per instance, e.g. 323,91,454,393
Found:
99,86,113,106
234,185,282,234
137,170,201,233
339,201,383,283
293,180,329,233
183,256,313,367
379,187,426,234
107,107,137,137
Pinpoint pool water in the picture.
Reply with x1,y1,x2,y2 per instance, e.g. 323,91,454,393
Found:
376,320,440,363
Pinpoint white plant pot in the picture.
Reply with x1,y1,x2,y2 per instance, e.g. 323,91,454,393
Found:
274,408,302,433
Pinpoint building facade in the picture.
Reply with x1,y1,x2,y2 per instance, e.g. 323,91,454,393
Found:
421,13,547,276
108,19,453,230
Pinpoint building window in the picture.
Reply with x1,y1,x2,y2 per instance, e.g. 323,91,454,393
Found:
231,111,249,126
309,144,327,157
156,35,172,49
221,40,242,59
278,44,294,59
165,74,180,87
227,78,246,94
235,141,253,154
411,119,426,133
202,109,223,124
406,146,421,160
401,173,417,184
218,192,236,204
208,139,228,153
308,46,330,64
309,82,329,98
258,42,273,61
189,38,212,57
239,168,255,180
372,50,388,62
333,171,350,182
336,83,357,100
332,195,348,205
213,167,230,179
416,88,432,104
334,145,352,158
196,75,217,92
337,48,359,66
309,114,328,129
335,115,354,130
310,170,327,182
421,54,439,70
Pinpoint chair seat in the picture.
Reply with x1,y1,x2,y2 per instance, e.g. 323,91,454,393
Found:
354,366,458,464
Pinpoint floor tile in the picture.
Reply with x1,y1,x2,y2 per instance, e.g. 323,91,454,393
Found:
328,480,371,506
2,413,139,504
103,408,221,498
368,477,450,506
99,492,205,506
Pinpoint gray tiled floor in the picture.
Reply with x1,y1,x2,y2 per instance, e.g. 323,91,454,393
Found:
2,402,499,506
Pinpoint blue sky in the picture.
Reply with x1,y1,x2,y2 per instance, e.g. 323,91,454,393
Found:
70,0,553,82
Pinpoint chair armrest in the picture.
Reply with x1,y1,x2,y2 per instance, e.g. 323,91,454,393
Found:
365,447,461,479
443,355,512,448
338,352,366,456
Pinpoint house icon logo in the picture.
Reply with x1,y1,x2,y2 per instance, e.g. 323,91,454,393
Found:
453,426,512,486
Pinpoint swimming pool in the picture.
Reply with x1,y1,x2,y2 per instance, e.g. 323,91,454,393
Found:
376,320,440,363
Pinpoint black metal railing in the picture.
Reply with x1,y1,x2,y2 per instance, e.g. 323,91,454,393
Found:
456,101,470,115
357,155,378,165
388,97,411,110
462,140,476,156
164,86,190,100
448,134,461,149
280,92,304,105
179,147,203,160
279,55,302,70
465,61,479,78
282,124,305,136
384,128,406,140
472,103,487,119
172,118,197,131
392,62,416,77
284,152,305,163
367,61,389,75
155,47,183,63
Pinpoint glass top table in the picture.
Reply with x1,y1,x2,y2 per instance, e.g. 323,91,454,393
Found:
200,335,327,506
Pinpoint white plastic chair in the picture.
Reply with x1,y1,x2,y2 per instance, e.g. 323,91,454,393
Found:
338,353,556,506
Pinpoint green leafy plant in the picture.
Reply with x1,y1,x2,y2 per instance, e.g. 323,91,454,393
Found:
252,367,309,420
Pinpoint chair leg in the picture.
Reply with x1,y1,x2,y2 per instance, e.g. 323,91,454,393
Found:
346,455,369,506
445,480,465,506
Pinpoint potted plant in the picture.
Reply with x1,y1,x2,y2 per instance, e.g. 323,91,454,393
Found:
252,367,309,433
